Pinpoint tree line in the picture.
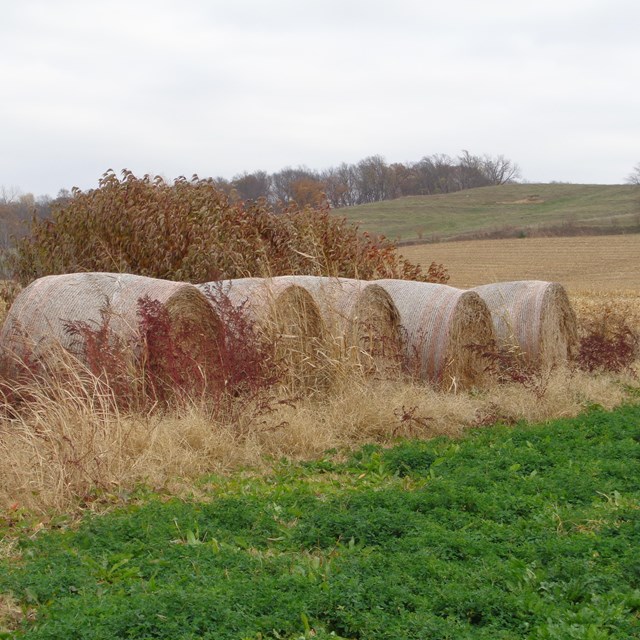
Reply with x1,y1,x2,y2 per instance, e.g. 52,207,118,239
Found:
215,150,521,209
0,187,72,250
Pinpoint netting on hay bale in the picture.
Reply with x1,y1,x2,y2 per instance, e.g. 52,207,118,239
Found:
471,281,578,369
374,279,496,390
0,272,222,374
270,276,403,372
197,278,329,390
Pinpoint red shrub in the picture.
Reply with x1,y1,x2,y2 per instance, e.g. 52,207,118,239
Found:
61,292,280,412
576,322,638,374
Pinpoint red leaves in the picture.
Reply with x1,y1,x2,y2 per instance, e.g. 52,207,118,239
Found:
577,323,638,374
62,292,279,412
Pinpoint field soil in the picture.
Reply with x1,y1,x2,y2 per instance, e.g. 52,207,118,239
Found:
401,234,640,292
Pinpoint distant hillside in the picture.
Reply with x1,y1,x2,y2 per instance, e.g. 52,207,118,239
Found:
334,183,640,242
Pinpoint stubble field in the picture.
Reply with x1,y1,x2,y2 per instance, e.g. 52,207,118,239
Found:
401,234,640,292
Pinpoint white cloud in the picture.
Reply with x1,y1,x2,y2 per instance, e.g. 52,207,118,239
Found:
1,0,639,194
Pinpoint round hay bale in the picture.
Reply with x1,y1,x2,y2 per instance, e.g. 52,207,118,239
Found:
197,278,328,389
271,275,402,371
471,281,578,369
1,272,221,368
374,279,496,389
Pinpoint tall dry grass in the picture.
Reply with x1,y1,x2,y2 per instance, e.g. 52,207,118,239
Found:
0,354,635,514
571,289,640,336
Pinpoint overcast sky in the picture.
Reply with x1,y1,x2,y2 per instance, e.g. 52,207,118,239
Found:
1,0,639,197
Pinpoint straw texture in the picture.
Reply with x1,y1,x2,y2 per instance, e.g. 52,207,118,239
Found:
271,276,402,369
471,281,578,369
198,278,328,388
375,279,496,389
1,272,221,363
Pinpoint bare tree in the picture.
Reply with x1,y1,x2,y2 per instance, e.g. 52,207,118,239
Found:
481,154,521,185
271,166,319,205
626,163,640,185
455,151,490,190
320,163,360,208
231,171,272,202
355,155,390,204
414,154,457,194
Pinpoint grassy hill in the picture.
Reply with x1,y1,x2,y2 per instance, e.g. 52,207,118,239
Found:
335,183,640,242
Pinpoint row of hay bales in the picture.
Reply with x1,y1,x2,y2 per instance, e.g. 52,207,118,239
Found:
0,273,578,392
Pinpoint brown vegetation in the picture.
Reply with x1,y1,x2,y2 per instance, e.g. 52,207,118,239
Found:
0,226,639,517
0,281,637,515
10,169,445,287
0,352,634,514
572,290,640,374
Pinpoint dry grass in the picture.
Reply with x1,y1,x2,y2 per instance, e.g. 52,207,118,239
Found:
0,353,635,515
0,280,20,325
570,289,640,377
571,289,640,335
0,591,31,634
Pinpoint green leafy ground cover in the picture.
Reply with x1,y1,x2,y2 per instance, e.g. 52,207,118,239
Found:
336,183,640,242
2,403,640,639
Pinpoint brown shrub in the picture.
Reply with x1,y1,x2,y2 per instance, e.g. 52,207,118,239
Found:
10,170,447,286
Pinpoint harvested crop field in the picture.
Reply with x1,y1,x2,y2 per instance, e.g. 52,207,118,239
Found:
401,234,640,292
